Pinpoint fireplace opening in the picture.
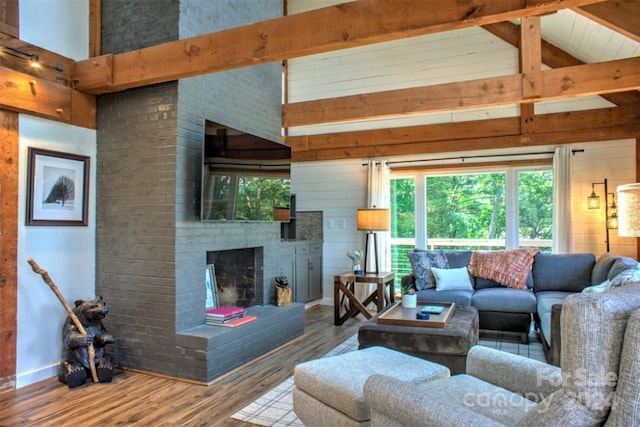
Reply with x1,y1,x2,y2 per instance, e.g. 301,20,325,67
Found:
206,247,263,307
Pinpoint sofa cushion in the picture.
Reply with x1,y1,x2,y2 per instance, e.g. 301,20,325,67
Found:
432,267,474,291
444,250,472,268
475,271,534,290
468,249,539,290
532,253,595,293
591,253,621,285
420,375,535,425
415,288,473,306
535,291,573,346
406,249,449,290
472,287,536,313
605,309,640,427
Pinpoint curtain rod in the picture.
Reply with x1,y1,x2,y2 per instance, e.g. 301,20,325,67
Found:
362,149,584,167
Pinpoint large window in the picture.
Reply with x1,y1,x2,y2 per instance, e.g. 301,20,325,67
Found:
391,167,553,276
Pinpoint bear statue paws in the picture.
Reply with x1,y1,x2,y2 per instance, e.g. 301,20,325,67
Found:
97,358,114,383
63,364,88,388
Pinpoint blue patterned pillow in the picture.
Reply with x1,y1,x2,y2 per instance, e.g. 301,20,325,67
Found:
610,263,640,289
406,249,449,290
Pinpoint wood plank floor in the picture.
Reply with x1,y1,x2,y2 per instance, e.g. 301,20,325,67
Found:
0,304,368,427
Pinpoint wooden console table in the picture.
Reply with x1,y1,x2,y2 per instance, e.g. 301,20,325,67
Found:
333,272,395,325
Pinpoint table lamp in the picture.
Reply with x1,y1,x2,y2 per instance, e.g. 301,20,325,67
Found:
357,208,390,274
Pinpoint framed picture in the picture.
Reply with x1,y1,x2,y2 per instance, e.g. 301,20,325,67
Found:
205,264,218,309
26,148,90,226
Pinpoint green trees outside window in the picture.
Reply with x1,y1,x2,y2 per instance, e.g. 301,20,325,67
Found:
390,168,553,277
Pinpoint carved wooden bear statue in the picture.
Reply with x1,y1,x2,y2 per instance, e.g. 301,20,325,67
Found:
58,296,115,388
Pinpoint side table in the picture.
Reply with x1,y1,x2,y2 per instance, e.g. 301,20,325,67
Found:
333,272,395,325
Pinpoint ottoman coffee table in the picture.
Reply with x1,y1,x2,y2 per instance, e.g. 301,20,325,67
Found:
293,346,450,426
358,302,479,374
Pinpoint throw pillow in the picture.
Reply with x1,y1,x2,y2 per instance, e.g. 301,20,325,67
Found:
406,249,449,290
467,249,539,290
431,267,473,291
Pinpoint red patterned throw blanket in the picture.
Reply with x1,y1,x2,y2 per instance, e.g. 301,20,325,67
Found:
467,249,540,290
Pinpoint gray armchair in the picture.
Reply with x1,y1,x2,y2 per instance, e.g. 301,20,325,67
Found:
364,282,640,426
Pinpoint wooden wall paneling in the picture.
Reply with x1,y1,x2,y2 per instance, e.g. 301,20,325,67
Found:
0,110,18,391
0,113,17,391
0,0,18,393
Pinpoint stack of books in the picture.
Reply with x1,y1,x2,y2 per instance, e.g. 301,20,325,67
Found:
205,306,257,327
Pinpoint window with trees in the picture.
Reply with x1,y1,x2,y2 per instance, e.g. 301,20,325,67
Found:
390,167,553,276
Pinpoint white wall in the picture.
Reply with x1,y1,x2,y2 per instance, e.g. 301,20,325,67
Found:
16,0,94,388
291,159,368,304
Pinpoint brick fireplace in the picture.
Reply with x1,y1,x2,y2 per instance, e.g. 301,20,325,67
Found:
94,0,304,384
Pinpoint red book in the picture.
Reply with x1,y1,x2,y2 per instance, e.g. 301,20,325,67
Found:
206,306,245,318
207,315,257,328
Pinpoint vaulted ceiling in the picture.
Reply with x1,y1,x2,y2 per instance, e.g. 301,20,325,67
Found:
0,0,638,162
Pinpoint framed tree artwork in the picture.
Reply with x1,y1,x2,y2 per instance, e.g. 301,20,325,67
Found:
26,147,90,226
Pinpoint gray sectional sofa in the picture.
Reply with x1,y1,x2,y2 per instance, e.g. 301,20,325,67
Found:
402,249,639,364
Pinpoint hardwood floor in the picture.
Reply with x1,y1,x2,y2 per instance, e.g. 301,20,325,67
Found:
0,304,368,427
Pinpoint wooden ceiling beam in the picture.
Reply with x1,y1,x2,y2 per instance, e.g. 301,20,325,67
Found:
73,0,607,94
282,57,640,127
575,0,640,42
0,65,96,129
285,103,640,161
482,21,640,106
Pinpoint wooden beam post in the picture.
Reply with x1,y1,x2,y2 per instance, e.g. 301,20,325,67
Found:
0,66,96,129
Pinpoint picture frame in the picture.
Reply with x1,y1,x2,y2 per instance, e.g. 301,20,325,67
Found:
26,148,90,226
205,264,218,309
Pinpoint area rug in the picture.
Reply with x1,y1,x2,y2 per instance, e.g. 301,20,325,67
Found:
231,329,544,426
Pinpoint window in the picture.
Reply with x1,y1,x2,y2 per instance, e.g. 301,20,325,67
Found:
390,167,553,277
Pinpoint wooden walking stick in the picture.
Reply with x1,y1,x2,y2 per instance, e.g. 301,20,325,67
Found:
27,258,99,383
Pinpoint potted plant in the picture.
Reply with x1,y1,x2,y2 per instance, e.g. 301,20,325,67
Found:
400,283,417,308
346,250,364,275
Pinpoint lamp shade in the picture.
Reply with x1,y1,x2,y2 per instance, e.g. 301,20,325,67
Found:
357,208,390,231
617,183,640,237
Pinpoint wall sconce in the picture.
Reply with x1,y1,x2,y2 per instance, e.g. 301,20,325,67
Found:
587,182,601,209
617,183,640,237
607,193,618,230
357,207,390,275
587,178,613,252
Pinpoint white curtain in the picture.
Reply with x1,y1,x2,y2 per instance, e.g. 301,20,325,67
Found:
553,146,574,253
366,159,391,271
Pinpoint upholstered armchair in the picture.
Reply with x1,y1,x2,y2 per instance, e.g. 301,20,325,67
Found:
363,283,640,426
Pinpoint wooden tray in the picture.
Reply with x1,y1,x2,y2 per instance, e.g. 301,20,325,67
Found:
377,302,455,328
